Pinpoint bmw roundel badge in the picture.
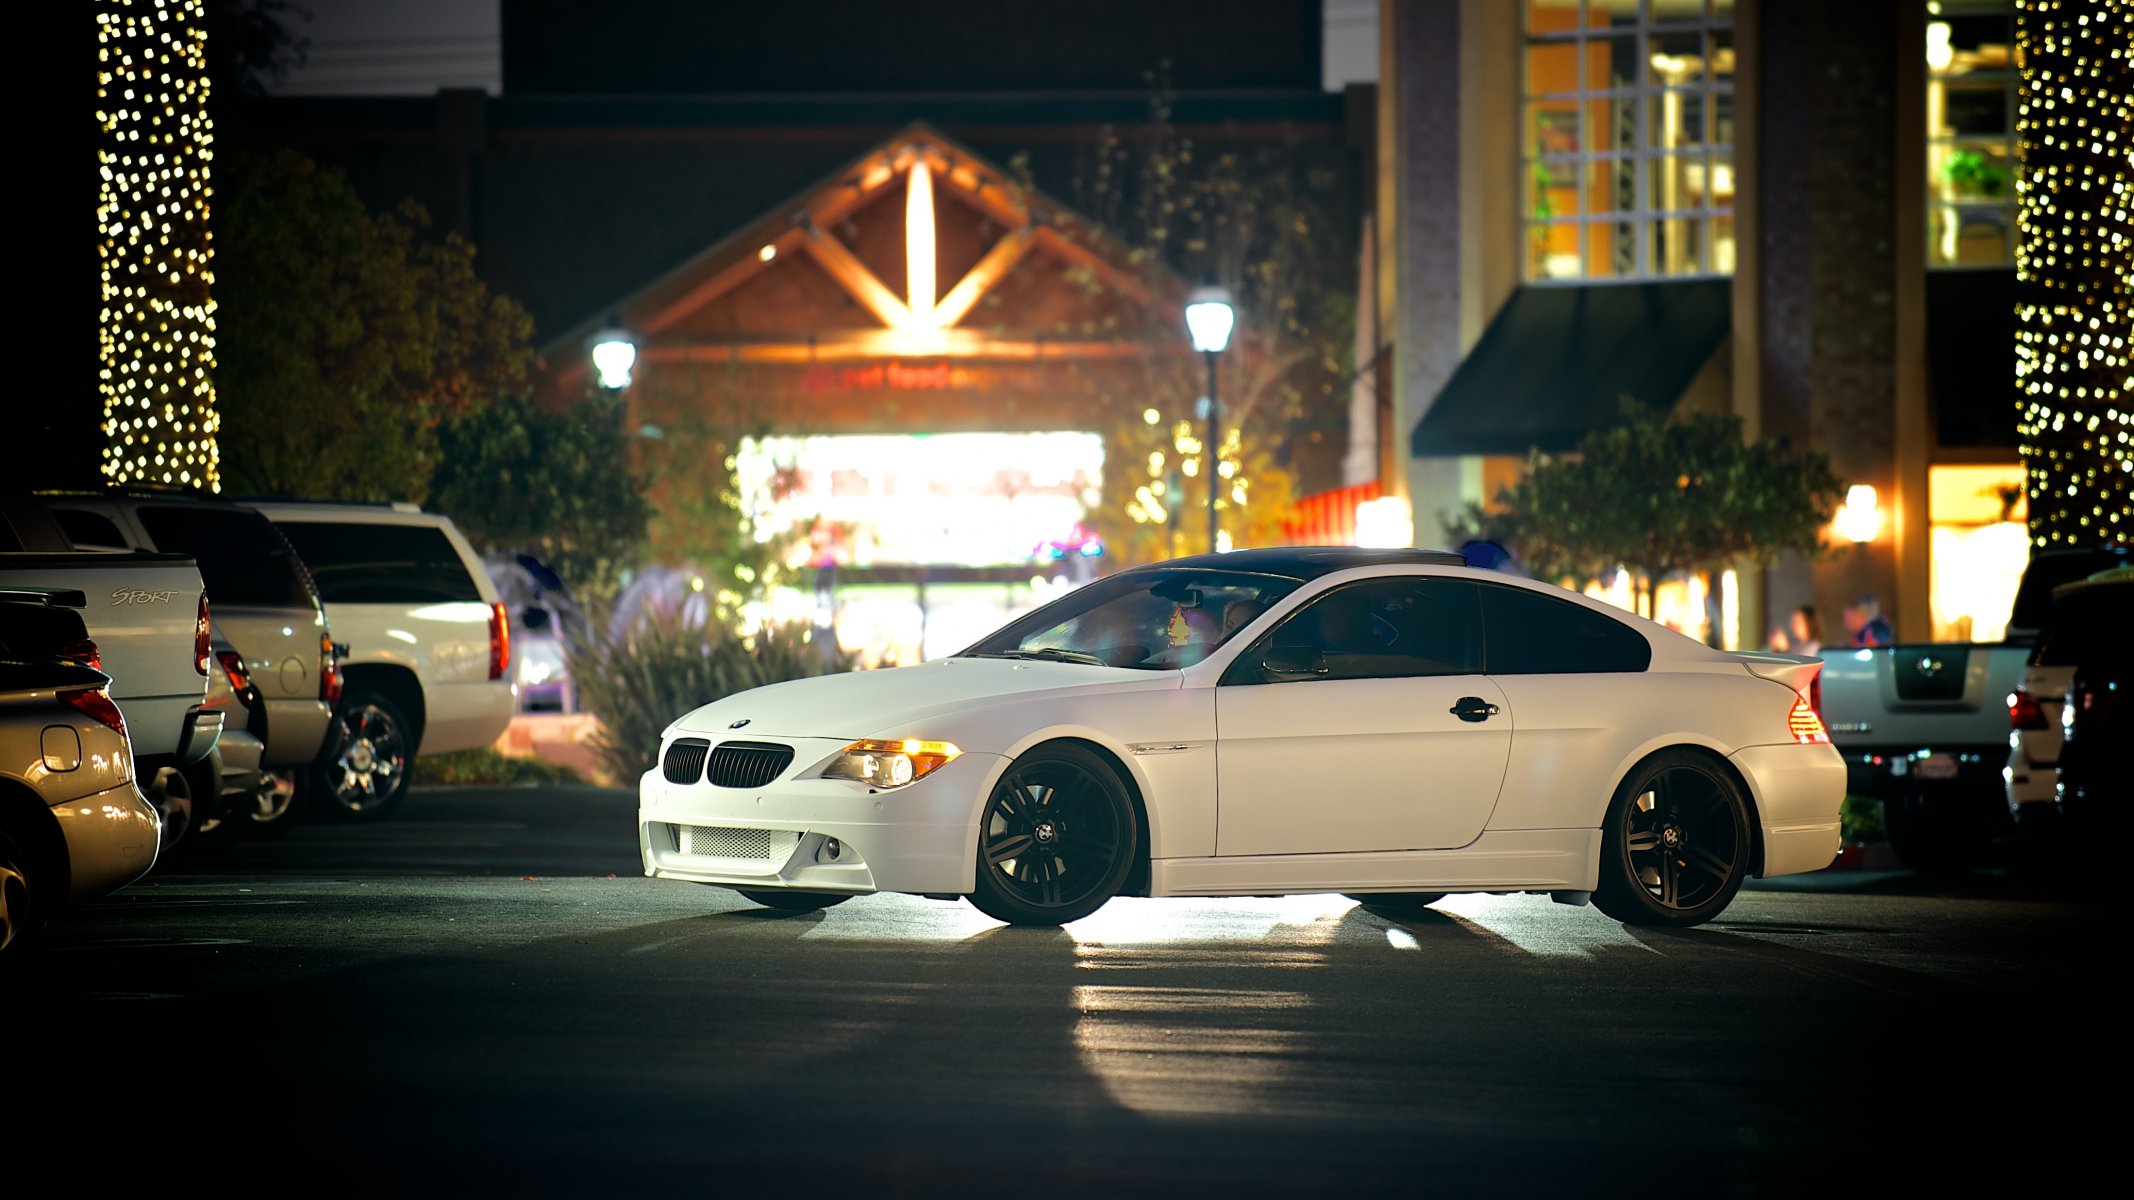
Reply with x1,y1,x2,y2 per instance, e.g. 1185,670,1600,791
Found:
729,719,750,729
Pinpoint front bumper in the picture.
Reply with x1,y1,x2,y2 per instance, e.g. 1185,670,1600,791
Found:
639,742,1001,896
1730,743,1845,877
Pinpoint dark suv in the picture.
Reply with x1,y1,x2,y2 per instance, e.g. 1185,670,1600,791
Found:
2043,569,2132,819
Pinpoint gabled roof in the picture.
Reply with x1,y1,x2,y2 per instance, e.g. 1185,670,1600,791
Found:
541,122,1187,385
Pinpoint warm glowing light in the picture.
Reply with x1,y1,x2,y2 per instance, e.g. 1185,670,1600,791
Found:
1353,497,1415,548
2014,0,2133,547
758,243,777,262
98,0,219,491
1926,21,1954,72
906,157,937,327
1835,484,1884,544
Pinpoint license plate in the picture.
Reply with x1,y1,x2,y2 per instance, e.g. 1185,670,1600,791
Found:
1913,756,1959,780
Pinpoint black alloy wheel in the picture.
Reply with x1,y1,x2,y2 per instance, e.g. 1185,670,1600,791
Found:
318,692,412,821
1593,749,1751,928
736,889,851,912
969,744,1137,926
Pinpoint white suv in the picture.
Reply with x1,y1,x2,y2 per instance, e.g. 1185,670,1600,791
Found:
249,502,516,819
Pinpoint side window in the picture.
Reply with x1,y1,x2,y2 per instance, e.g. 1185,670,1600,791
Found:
53,508,132,552
1477,583,1652,675
1224,577,1481,685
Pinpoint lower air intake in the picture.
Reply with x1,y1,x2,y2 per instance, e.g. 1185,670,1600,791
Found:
677,825,801,861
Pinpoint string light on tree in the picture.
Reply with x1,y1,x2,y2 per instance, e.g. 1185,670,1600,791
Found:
96,0,220,491
2013,0,2132,546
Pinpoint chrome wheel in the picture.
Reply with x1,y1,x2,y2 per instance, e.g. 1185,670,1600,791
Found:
970,746,1135,926
240,769,304,835
322,695,411,820
1594,751,1750,928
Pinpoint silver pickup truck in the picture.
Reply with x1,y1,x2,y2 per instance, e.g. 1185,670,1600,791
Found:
0,547,221,838
1816,545,2130,874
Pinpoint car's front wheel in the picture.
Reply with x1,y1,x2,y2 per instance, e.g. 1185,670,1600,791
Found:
316,692,412,821
736,889,850,912
969,744,1137,926
1593,749,1751,928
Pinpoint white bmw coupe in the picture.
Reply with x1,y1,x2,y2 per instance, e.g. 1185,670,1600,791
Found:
639,548,1843,928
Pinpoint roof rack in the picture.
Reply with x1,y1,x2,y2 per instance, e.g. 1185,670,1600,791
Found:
224,495,424,513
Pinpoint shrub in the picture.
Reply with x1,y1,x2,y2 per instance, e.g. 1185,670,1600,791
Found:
1840,794,1885,845
567,605,854,783
418,747,585,787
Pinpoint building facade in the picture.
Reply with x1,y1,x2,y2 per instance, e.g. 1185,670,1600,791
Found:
1376,0,2035,647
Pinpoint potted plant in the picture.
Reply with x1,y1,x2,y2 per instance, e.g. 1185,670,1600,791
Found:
1941,148,2010,200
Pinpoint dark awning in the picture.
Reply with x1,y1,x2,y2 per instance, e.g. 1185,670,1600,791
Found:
1927,268,2017,449
1410,280,1731,458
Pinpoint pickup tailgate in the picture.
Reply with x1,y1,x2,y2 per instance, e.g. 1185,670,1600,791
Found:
1816,642,2023,750
0,551,207,757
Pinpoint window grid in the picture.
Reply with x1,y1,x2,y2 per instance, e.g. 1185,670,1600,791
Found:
1523,0,1736,282
1925,3,2016,268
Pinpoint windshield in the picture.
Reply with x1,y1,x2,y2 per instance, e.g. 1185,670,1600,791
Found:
960,569,1302,670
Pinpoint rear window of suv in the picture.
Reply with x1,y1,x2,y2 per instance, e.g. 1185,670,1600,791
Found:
2031,585,2133,667
137,505,318,608
273,521,482,604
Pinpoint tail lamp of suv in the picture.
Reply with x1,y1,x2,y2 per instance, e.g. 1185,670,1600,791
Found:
60,639,101,672
61,685,127,736
2008,688,2048,730
488,602,511,681
1788,690,1830,745
194,593,212,675
217,650,255,701
320,633,344,706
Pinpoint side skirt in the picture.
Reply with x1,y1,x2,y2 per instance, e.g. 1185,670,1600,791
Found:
1148,828,1602,897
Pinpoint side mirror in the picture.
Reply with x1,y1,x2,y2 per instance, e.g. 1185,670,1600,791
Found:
1260,645,1327,679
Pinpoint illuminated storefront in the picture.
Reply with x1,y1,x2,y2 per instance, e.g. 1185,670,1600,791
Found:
541,127,1196,665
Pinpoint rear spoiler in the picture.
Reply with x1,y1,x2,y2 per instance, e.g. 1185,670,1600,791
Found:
1735,652,1823,694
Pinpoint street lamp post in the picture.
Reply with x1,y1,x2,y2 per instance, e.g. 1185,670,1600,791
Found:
1184,285,1235,552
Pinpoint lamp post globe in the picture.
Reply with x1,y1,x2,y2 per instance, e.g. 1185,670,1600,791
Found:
1184,285,1235,551
590,322,638,391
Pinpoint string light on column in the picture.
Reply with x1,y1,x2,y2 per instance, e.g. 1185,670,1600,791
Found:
2013,0,2132,547
96,0,220,491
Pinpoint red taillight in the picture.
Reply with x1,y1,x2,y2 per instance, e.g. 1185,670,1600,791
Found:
60,686,127,735
61,638,101,672
2008,688,2047,730
319,633,343,705
217,650,253,696
1788,691,1830,745
194,593,212,676
488,601,510,681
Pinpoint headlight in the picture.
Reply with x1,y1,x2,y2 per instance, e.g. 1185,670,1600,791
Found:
822,739,961,788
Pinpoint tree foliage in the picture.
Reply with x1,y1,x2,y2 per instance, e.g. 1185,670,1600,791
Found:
428,391,654,598
213,149,534,502
1027,65,1352,562
1447,402,1846,614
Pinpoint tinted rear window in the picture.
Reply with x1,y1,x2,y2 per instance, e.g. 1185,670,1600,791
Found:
137,506,317,608
2008,548,2130,637
1477,583,1652,674
2031,585,2134,667
54,508,130,550
275,521,481,603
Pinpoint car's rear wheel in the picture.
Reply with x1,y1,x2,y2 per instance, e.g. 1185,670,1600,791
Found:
0,829,39,964
237,768,305,838
1344,893,1448,916
1593,749,1751,928
736,889,851,912
317,692,412,821
969,744,1137,926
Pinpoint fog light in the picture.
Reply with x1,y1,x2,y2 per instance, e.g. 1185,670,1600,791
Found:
821,837,843,862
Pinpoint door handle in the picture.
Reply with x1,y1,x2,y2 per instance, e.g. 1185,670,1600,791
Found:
1449,696,1500,723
